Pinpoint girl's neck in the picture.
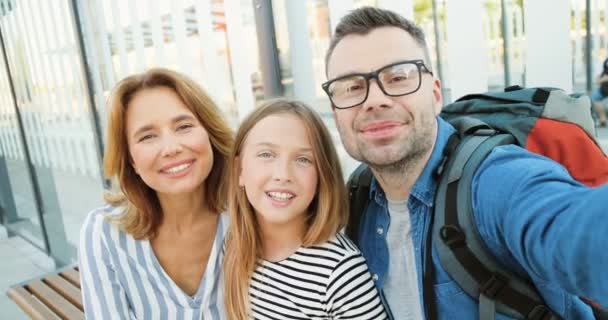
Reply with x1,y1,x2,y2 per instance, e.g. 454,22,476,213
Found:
259,216,307,263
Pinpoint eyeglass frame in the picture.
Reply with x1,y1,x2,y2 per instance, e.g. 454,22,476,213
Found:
322,59,434,110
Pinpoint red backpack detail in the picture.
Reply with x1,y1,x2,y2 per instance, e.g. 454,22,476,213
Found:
526,118,608,187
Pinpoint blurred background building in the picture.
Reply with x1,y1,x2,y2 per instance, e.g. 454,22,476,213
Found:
0,0,605,274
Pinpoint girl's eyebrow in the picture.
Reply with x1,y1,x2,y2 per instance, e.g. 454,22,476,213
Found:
254,142,313,153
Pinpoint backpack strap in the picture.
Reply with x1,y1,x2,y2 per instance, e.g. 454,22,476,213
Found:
431,128,561,320
346,163,373,247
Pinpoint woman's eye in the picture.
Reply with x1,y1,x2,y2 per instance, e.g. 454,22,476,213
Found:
177,124,194,131
138,134,155,142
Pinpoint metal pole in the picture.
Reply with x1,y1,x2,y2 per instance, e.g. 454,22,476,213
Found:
586,0,593,93
501,0,512,86
69,0,108,188
431,0,444,83
252,0,283,98
0,24,51,254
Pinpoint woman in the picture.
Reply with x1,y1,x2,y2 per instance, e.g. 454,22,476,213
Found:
592,58,608,127
223,99,387,319
79,68,233,319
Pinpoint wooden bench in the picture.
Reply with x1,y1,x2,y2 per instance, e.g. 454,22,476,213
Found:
6,266,83,320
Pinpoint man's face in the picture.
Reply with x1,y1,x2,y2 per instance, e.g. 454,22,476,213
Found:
326,27,443,169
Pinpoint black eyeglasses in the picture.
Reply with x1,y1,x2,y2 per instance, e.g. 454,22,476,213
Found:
322,60,433,109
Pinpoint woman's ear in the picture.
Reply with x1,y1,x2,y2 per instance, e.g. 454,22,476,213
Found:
129,155,139,175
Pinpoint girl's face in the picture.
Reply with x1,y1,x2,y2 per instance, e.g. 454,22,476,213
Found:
238,113,319,229
126,86,214,198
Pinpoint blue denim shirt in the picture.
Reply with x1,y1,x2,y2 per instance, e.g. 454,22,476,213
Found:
358,117,608,319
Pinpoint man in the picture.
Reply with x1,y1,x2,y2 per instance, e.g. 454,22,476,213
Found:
323,6,607,319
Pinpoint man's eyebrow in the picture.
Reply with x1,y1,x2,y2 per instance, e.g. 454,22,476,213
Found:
330,60,414,79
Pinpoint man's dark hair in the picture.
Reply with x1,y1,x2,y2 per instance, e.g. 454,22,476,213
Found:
325,6,432,75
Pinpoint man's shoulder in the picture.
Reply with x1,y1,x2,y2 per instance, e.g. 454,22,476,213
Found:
478,144,570,178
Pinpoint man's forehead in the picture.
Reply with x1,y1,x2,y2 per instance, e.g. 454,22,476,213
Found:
326,27,425,79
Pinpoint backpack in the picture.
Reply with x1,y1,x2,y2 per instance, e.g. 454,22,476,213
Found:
599,81,608,98
346,86,608,320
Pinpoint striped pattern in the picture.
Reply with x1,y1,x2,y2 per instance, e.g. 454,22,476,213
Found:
250,233,388,320
78,206,228,320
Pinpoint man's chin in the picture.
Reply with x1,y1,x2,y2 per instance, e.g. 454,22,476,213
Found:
361,152,404,168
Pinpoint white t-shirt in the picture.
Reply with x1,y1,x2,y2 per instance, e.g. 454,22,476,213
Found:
384,199,424,320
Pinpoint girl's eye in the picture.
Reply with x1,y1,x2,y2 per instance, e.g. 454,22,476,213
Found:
257,151,274,158
296,157,312,164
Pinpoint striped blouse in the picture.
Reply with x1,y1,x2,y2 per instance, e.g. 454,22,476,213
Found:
250,233,388,319
78,205,228,320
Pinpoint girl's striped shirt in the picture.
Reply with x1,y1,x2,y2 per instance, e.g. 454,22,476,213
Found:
250,232,388,319
78,205,228,320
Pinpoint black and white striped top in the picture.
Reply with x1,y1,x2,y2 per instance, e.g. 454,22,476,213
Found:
250,233,388,320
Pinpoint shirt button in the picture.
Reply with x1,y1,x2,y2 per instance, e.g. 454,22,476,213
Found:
377,227,384,235
372,274,379,281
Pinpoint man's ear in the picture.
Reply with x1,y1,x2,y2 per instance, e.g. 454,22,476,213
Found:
432,78,443,115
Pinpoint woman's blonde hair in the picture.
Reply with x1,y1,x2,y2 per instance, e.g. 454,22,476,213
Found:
223,99,348,319
103,68,233,239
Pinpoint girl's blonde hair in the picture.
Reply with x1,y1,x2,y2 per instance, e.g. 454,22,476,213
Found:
223,99,348,319
103,68,233,239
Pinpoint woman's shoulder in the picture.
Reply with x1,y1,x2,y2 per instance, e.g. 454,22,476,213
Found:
80,205,125,238
217,211,230,233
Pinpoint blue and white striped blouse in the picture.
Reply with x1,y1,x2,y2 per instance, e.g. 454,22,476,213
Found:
78,205,228,320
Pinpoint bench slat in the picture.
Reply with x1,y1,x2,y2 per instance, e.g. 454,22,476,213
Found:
27,280,84,320
60,268,80,288
7,286,60,320
44,274,83,310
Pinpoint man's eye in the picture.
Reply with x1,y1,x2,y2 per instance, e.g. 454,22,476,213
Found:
346,84,364,92
389,74,409,82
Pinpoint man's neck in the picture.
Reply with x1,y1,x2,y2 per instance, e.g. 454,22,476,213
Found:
371,144,435,201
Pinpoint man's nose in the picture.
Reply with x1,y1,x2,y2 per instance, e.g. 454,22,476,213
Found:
362,80,393,111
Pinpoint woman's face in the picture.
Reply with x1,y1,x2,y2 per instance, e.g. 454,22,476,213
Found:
125,86,214,198
238,113,319,229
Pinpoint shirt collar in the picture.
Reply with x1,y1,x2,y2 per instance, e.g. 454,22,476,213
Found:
369,117,456,207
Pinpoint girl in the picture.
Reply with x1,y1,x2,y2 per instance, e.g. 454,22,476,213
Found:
79,68,233,319
224,99,387,319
